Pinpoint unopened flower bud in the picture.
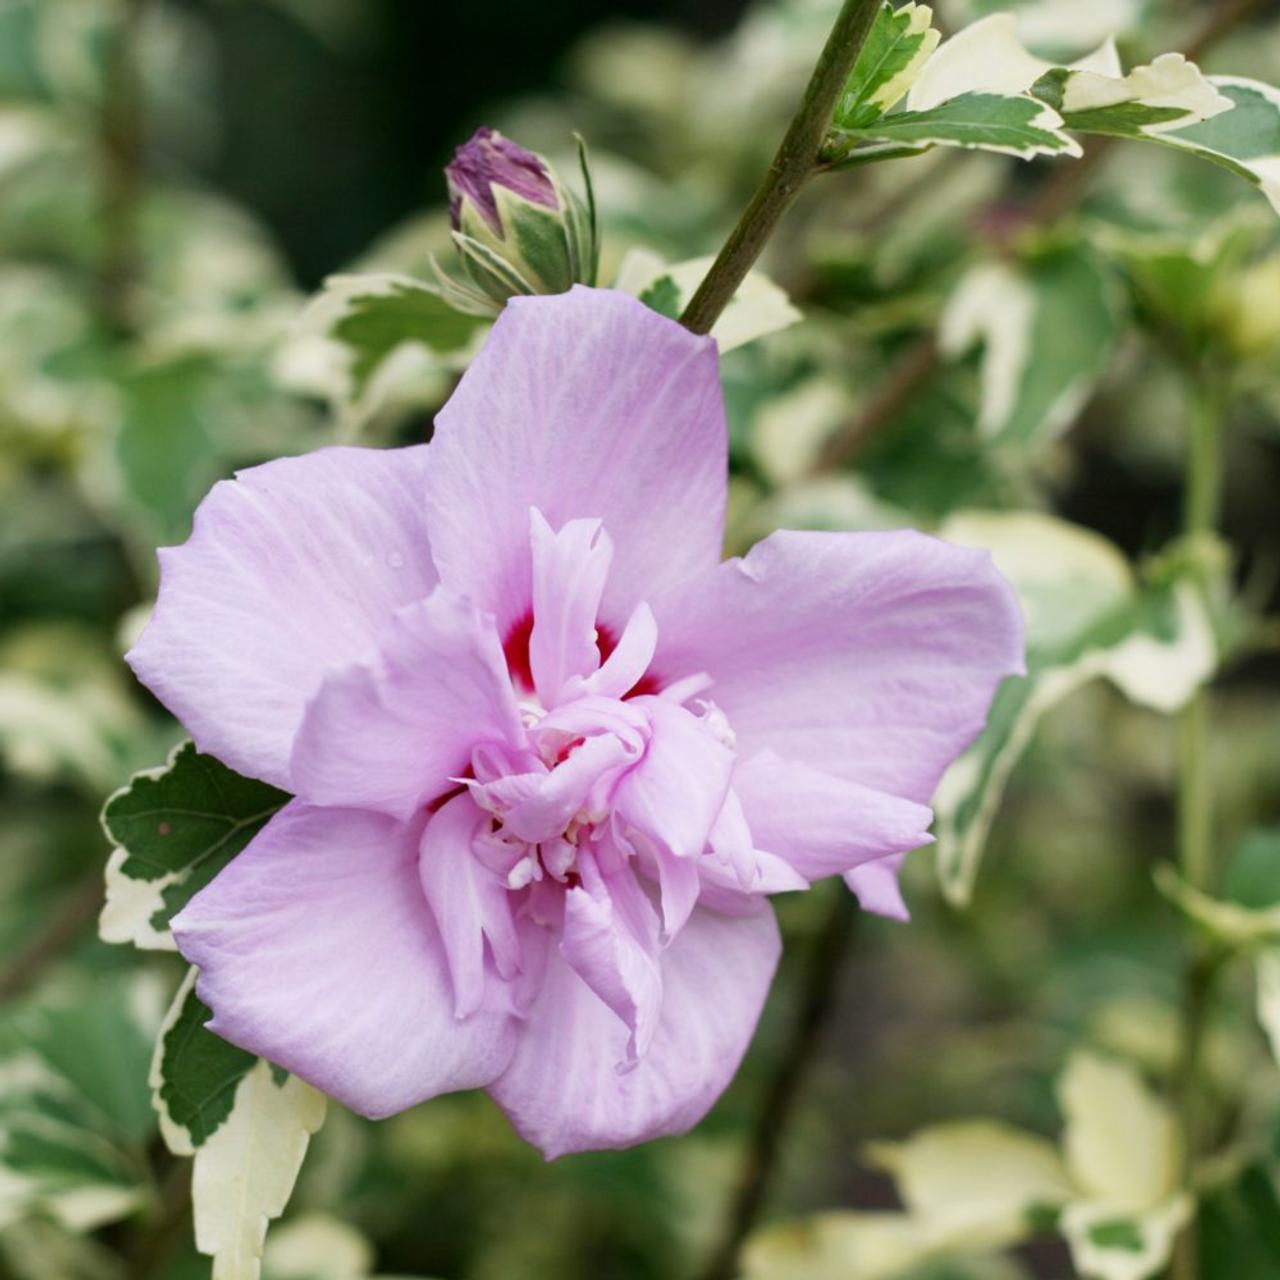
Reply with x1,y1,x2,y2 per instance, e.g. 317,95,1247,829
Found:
445,127,598,307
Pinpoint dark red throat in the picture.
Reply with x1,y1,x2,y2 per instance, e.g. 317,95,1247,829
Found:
503,613,661,699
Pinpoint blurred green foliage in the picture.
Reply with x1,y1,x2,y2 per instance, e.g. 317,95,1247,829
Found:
4,0,1280,1278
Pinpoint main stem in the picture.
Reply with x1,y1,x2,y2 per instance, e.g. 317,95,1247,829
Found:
679,0,879,335
697,888,858,1280
1170,374,1226,1280
679,9,878,1273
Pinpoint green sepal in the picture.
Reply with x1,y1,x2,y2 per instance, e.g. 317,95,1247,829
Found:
570,132,600,286
454,230,540,305
493,185,576,293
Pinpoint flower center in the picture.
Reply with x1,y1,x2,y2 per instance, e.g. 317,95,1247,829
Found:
418,514,746,1033
463,693,652,891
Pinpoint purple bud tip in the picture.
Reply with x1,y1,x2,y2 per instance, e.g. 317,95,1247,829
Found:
446,127,559,235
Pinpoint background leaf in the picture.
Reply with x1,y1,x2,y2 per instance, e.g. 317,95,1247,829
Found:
151,968,257,1153
100,741,287,951
834,92,1079,162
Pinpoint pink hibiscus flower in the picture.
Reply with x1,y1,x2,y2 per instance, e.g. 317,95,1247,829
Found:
129,287,1023,1158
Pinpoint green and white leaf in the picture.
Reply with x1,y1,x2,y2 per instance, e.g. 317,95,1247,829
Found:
743,1120,1069,1278
834,91,1080,164
1098,576,1216,714
0,977,161,1234
741,1209,934,1280
262,1214,376,1280
635,272,681,321
867,1120,1073,1249
745,1052,1184,1280
750,377,856,485
329,275,488,390
0,668,135,793
1036,55,1232,141
150,969,257,1155
275,272,489,432
907,13,1119,112
945,0,1142,55
835,2,940,129
100,740,287,952
1094,213,1270,360
940,247,1123,446
932,511,1129,904
612,248,801,352
933,514,1215,905
0,624,151,794
149,972,327,1279
94,344,319,550
1058,1053,1180,1214
908,14,1228,140
1056,1053,1186,1280
1059,1196,1192,1280
900,11,1280,212
189,1059,326,1280
1159,78,1280,215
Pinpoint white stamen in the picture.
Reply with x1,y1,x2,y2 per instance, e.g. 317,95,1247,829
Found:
517,698,546,729
506,854,540,890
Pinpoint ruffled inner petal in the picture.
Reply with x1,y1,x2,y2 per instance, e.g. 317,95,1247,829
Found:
289,588,526,819
528,509,613,705
612,697,734,860
419,793,524,1019
560,849,664,1069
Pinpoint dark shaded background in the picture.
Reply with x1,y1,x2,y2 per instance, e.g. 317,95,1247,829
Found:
190,0,749,286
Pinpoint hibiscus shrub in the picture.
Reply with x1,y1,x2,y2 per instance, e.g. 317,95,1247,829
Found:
4,2,1280,1280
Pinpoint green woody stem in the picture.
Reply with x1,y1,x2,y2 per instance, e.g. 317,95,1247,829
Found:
681,7,879,1276
679,0,880,335
697,887,858,1280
